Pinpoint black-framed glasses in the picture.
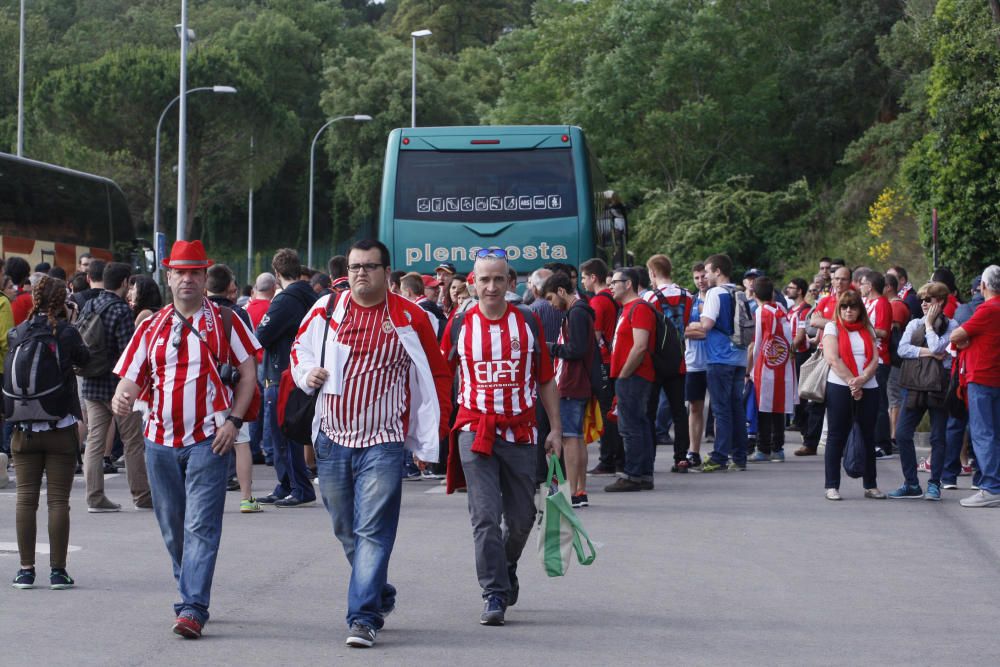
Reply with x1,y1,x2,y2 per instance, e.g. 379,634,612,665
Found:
347,263,385,273
475,248,507,259
609,278,628,285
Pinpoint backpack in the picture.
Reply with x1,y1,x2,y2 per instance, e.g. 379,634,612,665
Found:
420,301,447,341
650,287,689,360
3,320,73,424
721,286,755,348
278,298,337,443
73,297,119,377
630,300,681,381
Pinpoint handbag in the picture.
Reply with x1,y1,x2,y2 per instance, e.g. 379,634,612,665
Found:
798,348,829,403
537,456,597,577
843,417,865,479
278,298,336,443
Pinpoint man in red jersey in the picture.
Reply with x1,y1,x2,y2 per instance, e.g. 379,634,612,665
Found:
579,257,622,475
111,240,260,640
290,239,452,648
443,247,561,627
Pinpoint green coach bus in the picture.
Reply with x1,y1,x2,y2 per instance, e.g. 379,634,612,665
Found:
377,125,623,277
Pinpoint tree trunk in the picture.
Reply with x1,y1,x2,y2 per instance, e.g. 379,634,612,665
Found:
990,0,1000,50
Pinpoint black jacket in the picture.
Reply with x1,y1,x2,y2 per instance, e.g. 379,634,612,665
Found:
207,295,253,329
255,281,318,382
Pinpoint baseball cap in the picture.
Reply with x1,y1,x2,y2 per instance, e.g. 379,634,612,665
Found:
421,275,441,288
743,268,765,279
466,271,475,285
436,262,457,275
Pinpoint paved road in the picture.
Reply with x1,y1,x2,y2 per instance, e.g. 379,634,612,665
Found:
2,436,998,666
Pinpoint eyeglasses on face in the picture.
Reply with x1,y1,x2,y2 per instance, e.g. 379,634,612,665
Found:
609,278,628,285
347,263,385,273
920,296,937,304
839,303,861,310
475,248,507,259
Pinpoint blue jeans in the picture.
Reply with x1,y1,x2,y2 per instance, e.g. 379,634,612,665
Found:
144,439,231,625
896,391,948,487
314,431,403,630
943,413,968,486
264,383,315,501
615,375,653,482
967,383,1000,494
706,364,748,466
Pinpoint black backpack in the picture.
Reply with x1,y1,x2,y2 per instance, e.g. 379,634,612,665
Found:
630,300,682,381
419,301,448,341
74,297,118,377
3,320,73,424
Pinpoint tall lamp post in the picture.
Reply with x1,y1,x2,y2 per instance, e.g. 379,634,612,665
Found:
153,85,237,283
175,2,193,243
308,115,373,268
410,29,432,128
17,0,26,156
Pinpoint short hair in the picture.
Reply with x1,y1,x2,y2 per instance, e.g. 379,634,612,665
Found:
70,271,89,293
78,252,92,262
916,282,950,302
867,270,885,294
704,253,733,278
88,259,107,283
692,262,705,273
4,256,30,285
508,266,518,283
580,258,609,283
400,272,424,295
34,261,51,273
981,265,1000,293
541,271,575,297
753,276,774,302
48,266,67,280
852,266,871,284
254,272,276,293
103,262,133,291
389,270,406,289
348,239,390,268
543,262,574,277
271,248,302,281
310,273,331,290
206,264,235,295
931,267,957,294
790,277,808,294
529,268,552,291
831,258,847,267
646,254,672,279
634,266,651,290
884,272,899,292
890,265,909,281
819,256,832,264
615,267,640,292
327,255,348,279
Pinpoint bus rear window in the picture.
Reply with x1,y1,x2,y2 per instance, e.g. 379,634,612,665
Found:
394,149,578,223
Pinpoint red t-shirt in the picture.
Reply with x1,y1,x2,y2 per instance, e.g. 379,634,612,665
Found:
788,302,811,353
245,298,270,328
944,293,958,318
590,289,618,365
889,298,911,328
865,296,892,365
10,290,33,324
816,294,837,321
960,296,1000,387
611,299,655,382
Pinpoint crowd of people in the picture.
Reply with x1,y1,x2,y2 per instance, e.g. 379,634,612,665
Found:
1,242,997,649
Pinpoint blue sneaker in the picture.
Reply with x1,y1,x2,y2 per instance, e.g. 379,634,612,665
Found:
480,595,506,626
770,450,785,462
749,451,770,463
888,484,923,499
925,482,942,501
12,568,35,589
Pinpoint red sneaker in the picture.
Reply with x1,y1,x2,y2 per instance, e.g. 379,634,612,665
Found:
172,615,203,639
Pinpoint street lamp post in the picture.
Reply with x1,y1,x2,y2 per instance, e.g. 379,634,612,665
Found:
176,1,191,243
410,29,432,128
153,85,237,283
17,0,26,156
307,115,373,268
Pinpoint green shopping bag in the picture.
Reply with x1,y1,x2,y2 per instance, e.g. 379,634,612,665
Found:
537,456,597,577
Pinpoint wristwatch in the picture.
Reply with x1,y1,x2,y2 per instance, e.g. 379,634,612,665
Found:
225,415,244,429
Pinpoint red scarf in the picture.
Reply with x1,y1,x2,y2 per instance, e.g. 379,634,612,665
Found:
837,320,874,377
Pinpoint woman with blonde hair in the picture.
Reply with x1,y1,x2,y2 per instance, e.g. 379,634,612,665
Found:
821,289,883,500
5,276,89,589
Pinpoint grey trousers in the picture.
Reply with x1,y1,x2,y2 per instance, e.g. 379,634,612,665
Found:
458,431,538,603
83,400,151,508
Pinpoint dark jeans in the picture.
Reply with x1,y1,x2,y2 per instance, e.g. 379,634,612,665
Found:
943,413,968,486
757,412,786,454
874,364,892,450
616,375,654,482
264,383,315,502
896,393,948,487
803,400,825,449
651,376,689,463
596,364,624,471
824,383,878,490
706,364,748,466
793,351,811,429
12,426,78,569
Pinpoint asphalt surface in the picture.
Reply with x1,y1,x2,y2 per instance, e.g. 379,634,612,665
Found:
2,434,998,666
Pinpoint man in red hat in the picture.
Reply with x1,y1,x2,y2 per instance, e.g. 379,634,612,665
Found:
422,274,442,304
111,240,261,639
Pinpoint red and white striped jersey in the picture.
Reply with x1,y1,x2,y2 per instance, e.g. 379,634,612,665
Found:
318,300,412,448
113,299,260,448
752,302,796,414
445,304,554,442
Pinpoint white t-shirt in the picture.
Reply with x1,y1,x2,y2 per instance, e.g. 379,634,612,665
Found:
823,322,878,388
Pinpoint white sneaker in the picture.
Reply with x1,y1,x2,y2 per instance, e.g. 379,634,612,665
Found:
0,453,9,488
825,488,842,501
959,490,1000,508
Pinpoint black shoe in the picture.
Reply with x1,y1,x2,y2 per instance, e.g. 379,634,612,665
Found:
275,496,316,508
604,478,643,492
656,436,674,447
686,452,703,468
571,493,590,508
639,480,654,490
258,494,286,504
103,457,118,474
345,622,376,648
226,476,240,492
587,464,616,476
508,564,519,607
252,452,266,465
264,458,274,467
480,595,506,626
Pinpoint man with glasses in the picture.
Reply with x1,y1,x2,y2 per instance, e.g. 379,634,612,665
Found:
255,248,319,507
291,239,452,647
443,247,561,627
112,240,260,639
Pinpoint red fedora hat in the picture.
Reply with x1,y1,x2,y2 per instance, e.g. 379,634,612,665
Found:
162,240,214,269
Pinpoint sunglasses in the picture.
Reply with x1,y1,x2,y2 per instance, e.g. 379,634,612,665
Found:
839,303,861,310
920,297,935,304
475,248,507,259
171,321,184,349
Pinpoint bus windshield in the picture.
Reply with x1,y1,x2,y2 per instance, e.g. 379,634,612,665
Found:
394,149,578,224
